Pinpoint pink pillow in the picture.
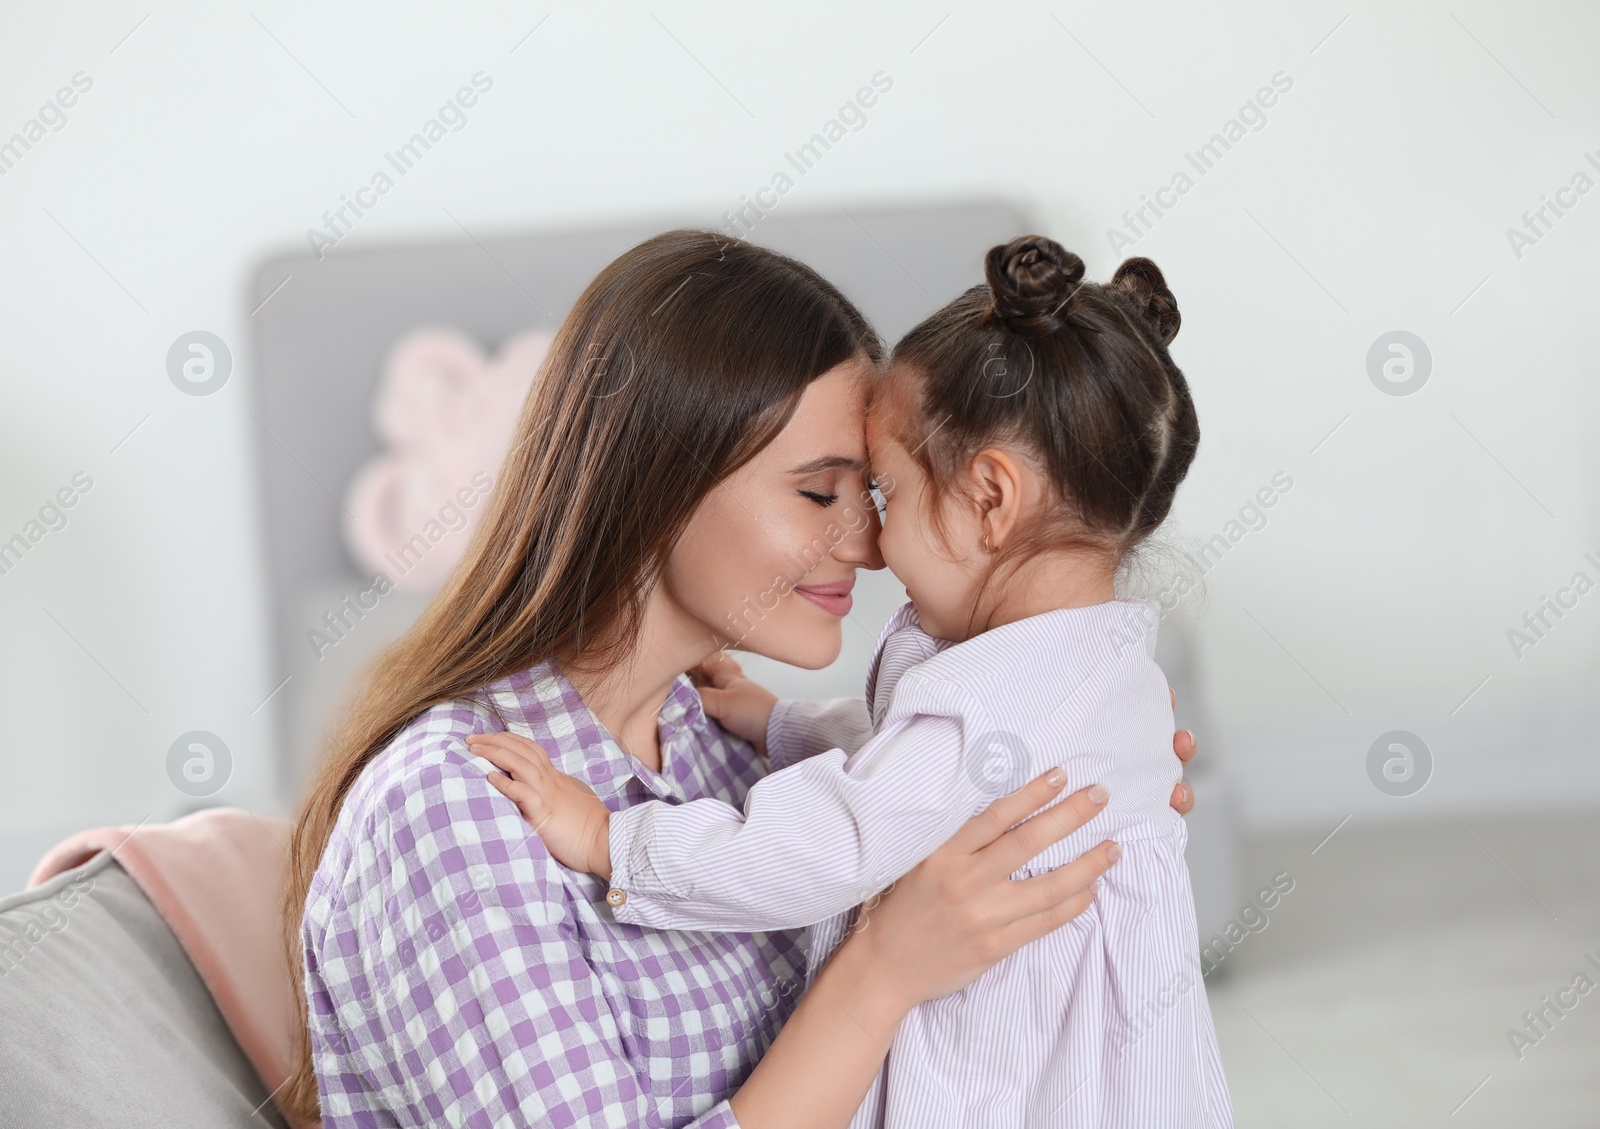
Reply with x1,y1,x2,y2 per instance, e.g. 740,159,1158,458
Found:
343,329,552,592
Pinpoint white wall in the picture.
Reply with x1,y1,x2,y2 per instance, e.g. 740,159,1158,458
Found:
1,0,1595,875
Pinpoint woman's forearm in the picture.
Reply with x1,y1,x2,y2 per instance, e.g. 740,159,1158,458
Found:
729,932,909,1129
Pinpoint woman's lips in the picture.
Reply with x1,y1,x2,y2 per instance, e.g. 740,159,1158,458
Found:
794,578,854,617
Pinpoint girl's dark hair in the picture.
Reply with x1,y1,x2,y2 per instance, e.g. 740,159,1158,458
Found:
280,229,880,1122
886,234,1197,559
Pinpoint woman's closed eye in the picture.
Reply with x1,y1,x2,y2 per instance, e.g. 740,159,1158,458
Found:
798,489,839,508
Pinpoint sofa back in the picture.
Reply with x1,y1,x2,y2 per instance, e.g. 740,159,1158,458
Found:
0,852,287,1128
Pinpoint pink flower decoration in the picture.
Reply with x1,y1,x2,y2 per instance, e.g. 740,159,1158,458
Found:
343,328,552,592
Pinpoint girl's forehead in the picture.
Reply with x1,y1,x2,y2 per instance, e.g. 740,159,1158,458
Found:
866,367,917,436
864,400,893,454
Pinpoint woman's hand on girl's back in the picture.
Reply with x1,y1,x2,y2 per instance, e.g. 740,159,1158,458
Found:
1171,687,1197,814
842,770,1121,1008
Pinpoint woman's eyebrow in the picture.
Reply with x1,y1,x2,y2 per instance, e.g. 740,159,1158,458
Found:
787,454,865,475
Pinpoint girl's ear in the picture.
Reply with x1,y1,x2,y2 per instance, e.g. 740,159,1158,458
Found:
968,448,1027,550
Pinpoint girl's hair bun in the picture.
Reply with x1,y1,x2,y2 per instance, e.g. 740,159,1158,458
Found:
1109,257,1181,346
984,235,1086,338
891,237,1197,561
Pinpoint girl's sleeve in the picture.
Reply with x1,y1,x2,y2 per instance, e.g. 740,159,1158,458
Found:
762,606,941,772
326,747,742,1128
607,696,987,932
765,697,873,770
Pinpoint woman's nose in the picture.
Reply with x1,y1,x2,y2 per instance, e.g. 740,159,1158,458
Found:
835,494,885,571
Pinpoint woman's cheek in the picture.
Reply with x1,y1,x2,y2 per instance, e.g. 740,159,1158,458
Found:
747,519,811,606
686,531,778,640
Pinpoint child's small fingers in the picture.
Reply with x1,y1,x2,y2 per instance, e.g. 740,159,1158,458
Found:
469,733,554,774
700,651,746,688
698,686,730,718
486,771,521,802
476,747,547,791
469,731,521,752
468,730,550,757
486,770,550,818
487,769,529,798
467,732,523,760
471,741,521,774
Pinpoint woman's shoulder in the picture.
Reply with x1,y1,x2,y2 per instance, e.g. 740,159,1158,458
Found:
326,670,569,878
347,663,575,810
344,695,502,826
306,683,578,956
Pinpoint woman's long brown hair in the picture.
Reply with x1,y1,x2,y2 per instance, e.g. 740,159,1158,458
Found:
280,229,881,1120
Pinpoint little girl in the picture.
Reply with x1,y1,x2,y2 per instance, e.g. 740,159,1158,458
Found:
471,235,1233,1127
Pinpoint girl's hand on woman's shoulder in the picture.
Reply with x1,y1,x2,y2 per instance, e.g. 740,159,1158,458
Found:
692,651,779,755
468,731,616,879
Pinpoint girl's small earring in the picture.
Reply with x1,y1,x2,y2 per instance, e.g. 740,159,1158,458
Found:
981,532,998,554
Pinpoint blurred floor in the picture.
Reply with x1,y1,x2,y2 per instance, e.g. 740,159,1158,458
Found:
1206,810,1600,1127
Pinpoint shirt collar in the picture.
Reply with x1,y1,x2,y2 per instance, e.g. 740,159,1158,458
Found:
894,599,1163,721
482,664,707,804
658,673,707,738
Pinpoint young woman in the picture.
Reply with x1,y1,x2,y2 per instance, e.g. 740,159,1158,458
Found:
282,230,1199,1129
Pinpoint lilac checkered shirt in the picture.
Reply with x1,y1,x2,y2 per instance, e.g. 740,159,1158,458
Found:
301,662,806,1128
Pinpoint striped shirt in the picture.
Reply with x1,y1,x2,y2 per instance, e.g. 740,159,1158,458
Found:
608,601,1235,1127
301,664,806,1128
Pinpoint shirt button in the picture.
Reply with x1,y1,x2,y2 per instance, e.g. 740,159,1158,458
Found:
606,888,627,908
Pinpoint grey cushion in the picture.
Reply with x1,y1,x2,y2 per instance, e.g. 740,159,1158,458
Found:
0,851,288,1128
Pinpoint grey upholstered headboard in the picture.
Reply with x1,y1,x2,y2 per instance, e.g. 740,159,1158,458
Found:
248,201,1033,793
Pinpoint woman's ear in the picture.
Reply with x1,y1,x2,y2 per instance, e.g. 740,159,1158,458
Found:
968,448,1027,550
